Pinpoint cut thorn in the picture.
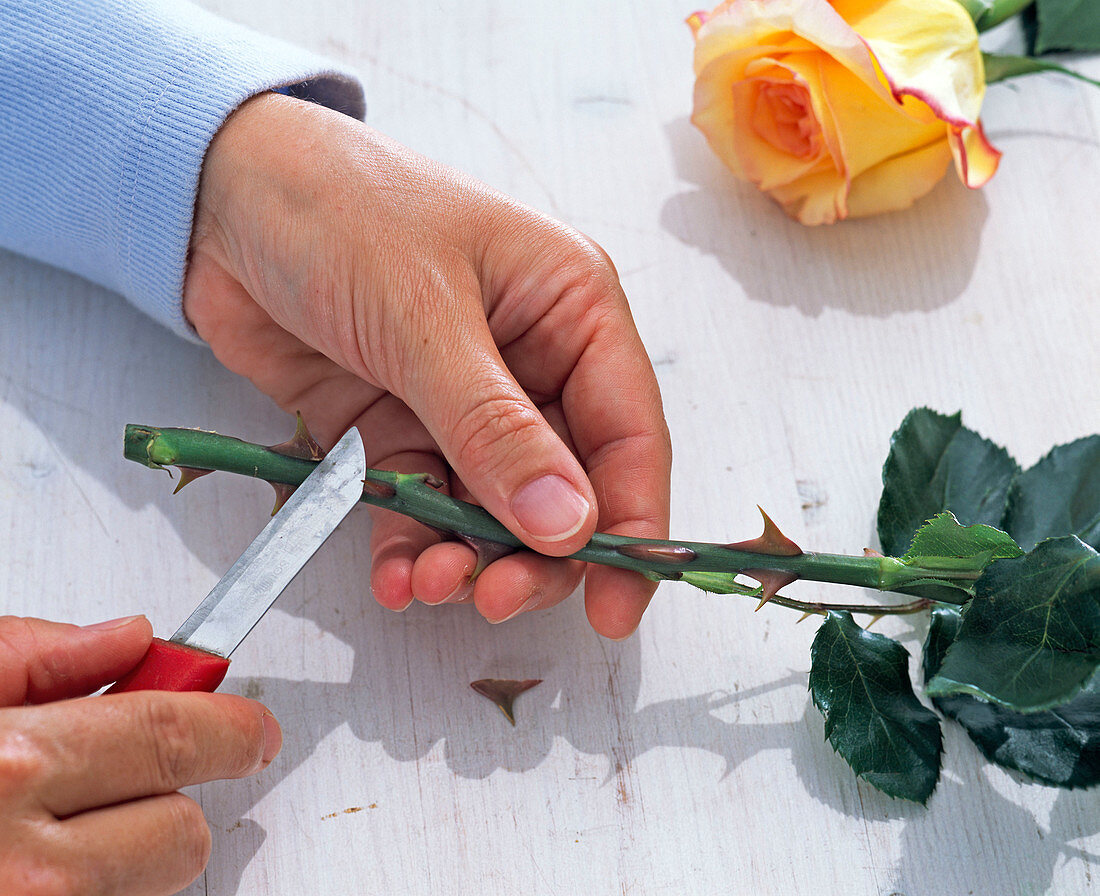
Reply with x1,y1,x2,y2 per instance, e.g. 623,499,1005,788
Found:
726,507,802,557
863,547,883,557
362,478,397,499
470,679,542,725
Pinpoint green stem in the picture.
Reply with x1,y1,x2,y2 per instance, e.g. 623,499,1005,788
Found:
124,425,970,615
983,51,1100,89
958,0,1034,31
983,0,1034,30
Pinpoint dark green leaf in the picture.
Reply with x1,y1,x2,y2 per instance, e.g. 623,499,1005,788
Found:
877,408,1019,558
926,537,1100,711
924,607,1100,788
1033,0,1100,52
923,606,962,681
983,51,1100,88
1005,435,1100,551
810,612,942,803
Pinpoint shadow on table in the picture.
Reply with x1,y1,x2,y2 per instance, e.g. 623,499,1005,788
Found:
795,700,1100,896
889,782,1100,896
658,117,988,318
181,581,834,893
198,589,813,785
6,253,1092,896
0,255,835,891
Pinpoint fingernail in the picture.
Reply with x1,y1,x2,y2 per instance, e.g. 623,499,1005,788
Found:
416,581,470,606
82,614,144,632
510,475,590,542
371,585,414,613
261,712,283,765
443,583,473,605
489,594,539,625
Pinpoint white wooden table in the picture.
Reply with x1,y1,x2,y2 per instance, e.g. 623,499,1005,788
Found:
3,2,1099,893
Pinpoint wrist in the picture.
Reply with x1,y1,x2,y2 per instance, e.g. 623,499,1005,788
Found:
185,91,322,336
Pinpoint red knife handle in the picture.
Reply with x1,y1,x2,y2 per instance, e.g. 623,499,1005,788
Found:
105,638,231,694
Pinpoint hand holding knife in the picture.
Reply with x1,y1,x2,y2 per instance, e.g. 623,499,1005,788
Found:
107,427,366,694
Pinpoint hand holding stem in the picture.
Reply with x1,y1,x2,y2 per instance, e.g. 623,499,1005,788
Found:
184,92,672,638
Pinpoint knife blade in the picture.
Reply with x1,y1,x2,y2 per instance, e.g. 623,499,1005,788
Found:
106,427,366,694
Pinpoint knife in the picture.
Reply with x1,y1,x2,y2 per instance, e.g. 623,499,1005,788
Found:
106,427,366,694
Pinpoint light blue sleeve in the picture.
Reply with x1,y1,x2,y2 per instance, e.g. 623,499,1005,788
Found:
0,0,365,340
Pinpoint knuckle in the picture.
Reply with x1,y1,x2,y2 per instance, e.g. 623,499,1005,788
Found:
0,727,48,799
554,252,627,335
573,234,616,273
452,395,544,477
1,856,79,896
651,418,674,462
560,233,620,289
0,617,46,663
163,794,213,883
143,699,202,790
0,617,44,703
216,698,265,778
0,615,33,638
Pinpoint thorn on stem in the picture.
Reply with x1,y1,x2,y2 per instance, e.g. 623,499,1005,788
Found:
616,543,697,564
746,568,799,606
456,535,516,579
270,482,297,515
172,466,213,494
269,412,324,461
725,507,802,557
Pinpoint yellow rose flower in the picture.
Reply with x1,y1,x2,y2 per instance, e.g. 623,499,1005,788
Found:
688,0,1001,224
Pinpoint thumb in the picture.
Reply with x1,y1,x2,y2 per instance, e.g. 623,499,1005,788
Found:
0,615,154,707
398,307,596,557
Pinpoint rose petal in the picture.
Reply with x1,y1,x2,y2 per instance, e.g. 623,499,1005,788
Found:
835,0,986,124
693,0,895,106
949,121,1002,188
686,11,710,36
689,0,998,222
845,139,954,218
755,54,846,181
767,167,849,224
816,55,947,183
730,59,833,189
